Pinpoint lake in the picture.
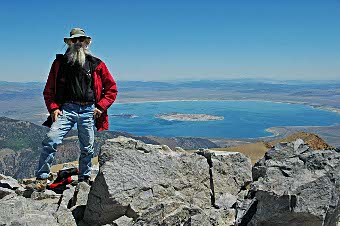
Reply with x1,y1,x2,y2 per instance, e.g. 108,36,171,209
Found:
108,100,340,138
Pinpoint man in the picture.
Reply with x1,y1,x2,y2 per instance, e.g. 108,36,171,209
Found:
34,28,118,191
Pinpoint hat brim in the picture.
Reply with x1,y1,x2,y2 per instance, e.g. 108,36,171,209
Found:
64,34,91,43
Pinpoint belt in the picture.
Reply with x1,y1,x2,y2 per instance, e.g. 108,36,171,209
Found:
65,101,95,106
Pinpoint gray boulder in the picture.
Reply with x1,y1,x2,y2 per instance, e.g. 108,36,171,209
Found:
190,208,236,226
0,173,22,189
211,151,252,209
54,209,78,226
58,185,76,210
238,139,340,226
70,182,92,223
31,189,60,200
58,182,91,210
0,187,16,199
195,149,252,209
83,136,252,225
113,215,134,226
0,195,76,226
55,182,91,224
0,175,77,225
83,137,210,225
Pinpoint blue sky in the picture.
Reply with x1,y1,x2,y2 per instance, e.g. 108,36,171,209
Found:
0,0,340,82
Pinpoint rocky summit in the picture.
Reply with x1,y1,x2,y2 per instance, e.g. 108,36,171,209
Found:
238,139,340,226
0,137,339,226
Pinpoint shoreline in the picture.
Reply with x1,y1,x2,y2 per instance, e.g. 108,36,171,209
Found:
264,128,281,138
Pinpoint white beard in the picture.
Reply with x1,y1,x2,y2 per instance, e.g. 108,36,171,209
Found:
66,44,91,66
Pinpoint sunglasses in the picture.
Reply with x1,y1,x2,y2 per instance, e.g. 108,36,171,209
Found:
70,37,86,43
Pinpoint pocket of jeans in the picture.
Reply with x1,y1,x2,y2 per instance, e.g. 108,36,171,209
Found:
63,102,73,107
61,103,70,111
61,103,72,117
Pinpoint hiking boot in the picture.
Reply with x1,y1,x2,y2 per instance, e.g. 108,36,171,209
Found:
78,177,92,186
26,178,48,192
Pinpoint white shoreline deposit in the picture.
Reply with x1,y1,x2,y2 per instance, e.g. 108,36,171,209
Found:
156,112,224,121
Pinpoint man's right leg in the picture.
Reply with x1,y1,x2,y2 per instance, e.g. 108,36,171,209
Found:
36,108,76,179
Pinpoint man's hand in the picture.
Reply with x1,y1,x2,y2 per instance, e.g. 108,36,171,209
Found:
93,108,103,119
51,109,63,122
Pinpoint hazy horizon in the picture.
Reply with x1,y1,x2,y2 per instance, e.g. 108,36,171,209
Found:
1,78,340,84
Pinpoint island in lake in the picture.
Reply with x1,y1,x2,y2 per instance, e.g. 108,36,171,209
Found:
110,114,138,119
156,112,224,121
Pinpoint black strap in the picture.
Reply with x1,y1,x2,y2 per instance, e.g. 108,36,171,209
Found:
87,55,101,75
56,54,64,60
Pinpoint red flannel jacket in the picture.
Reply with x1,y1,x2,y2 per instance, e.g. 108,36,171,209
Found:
42,55,118,131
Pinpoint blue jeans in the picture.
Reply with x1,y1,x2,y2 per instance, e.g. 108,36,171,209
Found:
36,103,95,180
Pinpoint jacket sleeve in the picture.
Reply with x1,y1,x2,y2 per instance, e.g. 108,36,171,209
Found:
43,59,60,113
96,62,118,111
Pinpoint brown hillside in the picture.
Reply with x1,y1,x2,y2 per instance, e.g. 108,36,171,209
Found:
210,132,333,164
210,142,268,165
265,132,334,150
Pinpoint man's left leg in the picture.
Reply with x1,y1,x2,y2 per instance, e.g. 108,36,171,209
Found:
77,104,95,181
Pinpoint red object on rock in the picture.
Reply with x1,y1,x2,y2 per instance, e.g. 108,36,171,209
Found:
48,176,73,189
